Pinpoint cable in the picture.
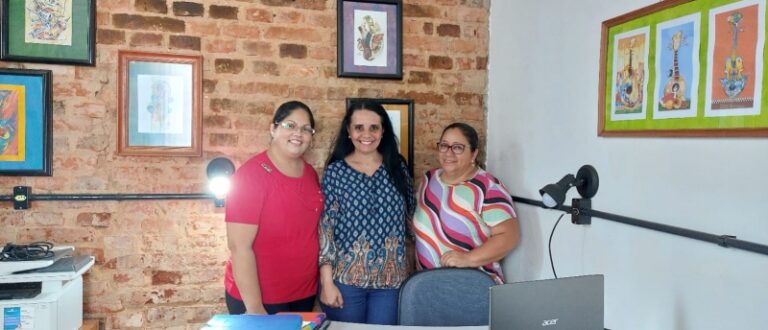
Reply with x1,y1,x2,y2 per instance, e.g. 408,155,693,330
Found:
0,241,54,261
548,213,566,279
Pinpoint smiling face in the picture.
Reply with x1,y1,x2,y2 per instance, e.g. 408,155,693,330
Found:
269,109,314,158
438,127,478,177
347,109,383,155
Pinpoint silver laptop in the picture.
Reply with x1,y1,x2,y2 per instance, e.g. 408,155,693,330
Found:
490,274,604,330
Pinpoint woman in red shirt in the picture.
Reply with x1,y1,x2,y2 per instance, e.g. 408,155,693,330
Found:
224,101,324,314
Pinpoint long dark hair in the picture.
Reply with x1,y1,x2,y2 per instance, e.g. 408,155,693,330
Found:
327,100,413,211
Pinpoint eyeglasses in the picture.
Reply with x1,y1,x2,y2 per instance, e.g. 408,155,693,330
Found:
277,120,315,135
437,142,467,154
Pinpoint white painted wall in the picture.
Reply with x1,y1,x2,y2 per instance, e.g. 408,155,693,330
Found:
488,1,768,329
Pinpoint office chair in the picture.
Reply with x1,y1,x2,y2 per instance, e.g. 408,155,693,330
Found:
398,268,496,326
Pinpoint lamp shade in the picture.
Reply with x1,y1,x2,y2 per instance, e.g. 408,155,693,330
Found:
539,174,575,208
538,165,599,209
207,157,235,179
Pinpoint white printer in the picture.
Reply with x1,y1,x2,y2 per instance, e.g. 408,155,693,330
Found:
1,245,94,330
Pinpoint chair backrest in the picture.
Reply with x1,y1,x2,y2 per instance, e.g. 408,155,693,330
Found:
398,268,496,326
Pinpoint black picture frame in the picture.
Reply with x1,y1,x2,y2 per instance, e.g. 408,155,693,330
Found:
346,98,414,175
337,0,403,79
1,0,96,66
0,68,53,176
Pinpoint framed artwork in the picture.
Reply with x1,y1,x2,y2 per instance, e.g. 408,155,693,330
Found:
117,51,202,157
1,0,96,65
0,68,52,176
598,0,768,137
653,13,701,120
346,97,414,175
704,0,764,117
337,0,403,79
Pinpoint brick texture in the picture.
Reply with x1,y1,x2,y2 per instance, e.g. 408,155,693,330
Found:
0,0,490,328
209,5,238,19
279,43,307,59
169,35,201,50
173,1,204,17
135,0,167,14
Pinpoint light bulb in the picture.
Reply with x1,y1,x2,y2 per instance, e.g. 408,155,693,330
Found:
208,176,231,198
542,193,557,208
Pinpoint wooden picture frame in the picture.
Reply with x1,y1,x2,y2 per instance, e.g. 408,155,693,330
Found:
0,68,52,176
1,0,96,65
346,97,414,175
598,0,768,137
337,0,403,79
117,51,202,157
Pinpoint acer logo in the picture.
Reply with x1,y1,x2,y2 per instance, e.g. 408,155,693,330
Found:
542,318,558,326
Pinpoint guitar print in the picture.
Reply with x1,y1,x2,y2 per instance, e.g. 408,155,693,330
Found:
660,31,688,110
720,11,748,98
614,37,645,112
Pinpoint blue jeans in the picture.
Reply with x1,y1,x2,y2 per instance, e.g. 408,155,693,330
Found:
321,281,399,325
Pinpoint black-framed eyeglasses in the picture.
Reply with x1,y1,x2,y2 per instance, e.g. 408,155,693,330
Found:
437,142,466,154
277,120,315,135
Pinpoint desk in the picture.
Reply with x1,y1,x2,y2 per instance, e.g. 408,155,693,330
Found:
328,321,487,330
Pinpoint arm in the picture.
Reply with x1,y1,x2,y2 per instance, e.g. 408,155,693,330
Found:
441,173,520,268
227,222,267,314
319,263,343,308
440,218,520,268
318,214,343,308
318,167,343,308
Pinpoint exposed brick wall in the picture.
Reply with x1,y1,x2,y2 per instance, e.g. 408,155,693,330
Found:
0,0,489,328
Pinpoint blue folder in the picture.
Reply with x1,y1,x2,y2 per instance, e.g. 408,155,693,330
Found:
202,314,303,330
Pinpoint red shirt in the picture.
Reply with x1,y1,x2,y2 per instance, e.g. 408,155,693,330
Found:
224,152,323,304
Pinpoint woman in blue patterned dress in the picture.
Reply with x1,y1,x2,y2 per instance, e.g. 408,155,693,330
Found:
318,101,415,325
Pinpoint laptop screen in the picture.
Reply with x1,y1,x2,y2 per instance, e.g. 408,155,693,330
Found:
489,274,604,330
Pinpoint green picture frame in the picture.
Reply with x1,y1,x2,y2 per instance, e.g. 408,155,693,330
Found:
1,0,96,66
598,0,768,137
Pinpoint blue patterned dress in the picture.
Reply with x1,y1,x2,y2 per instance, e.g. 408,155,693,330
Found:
319,159,415,289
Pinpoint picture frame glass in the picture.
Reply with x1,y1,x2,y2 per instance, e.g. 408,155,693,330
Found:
3,0,95,65
598,0,768,136
0,70,51,176
339,0,402,78
118,51,202,157
128,61,194,148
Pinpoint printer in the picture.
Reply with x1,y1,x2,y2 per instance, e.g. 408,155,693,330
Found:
1,245,94,330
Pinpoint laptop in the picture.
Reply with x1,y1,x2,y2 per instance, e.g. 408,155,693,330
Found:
489,274,604,330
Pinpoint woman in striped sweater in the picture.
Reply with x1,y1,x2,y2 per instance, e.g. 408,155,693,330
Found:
412,122,520,284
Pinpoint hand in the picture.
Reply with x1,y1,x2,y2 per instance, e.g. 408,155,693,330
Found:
320,282,344,309
440,250,474,268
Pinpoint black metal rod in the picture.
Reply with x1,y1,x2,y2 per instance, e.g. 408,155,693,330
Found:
511,195,768,257
0,193,214,202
